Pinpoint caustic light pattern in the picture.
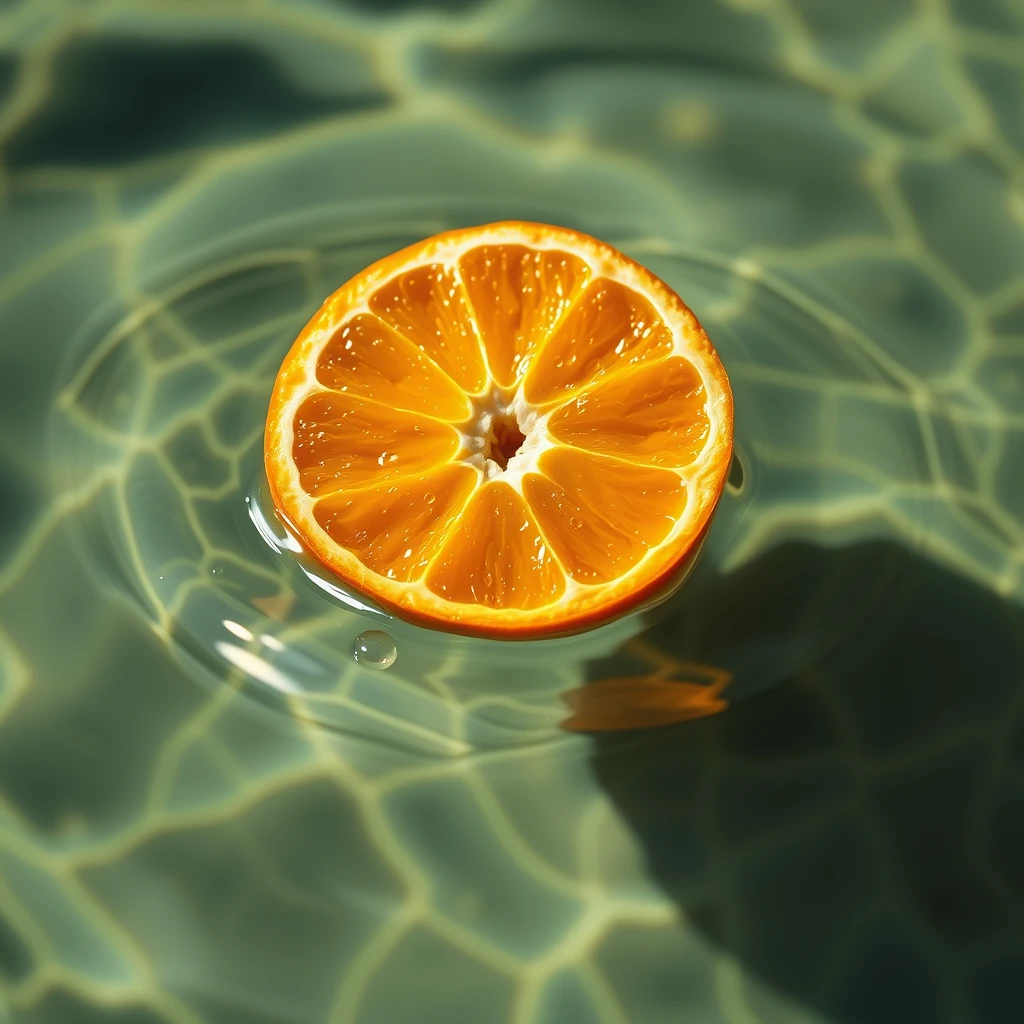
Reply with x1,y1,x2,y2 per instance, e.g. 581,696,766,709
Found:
0,0,1023,1023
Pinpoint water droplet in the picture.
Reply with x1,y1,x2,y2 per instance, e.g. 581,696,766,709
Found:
211,566,224,575
352,630,397,670
424,492,436,505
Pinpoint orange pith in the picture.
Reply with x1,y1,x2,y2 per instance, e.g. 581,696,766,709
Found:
264,222,733,638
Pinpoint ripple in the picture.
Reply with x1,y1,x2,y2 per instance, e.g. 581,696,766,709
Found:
51,198,932,751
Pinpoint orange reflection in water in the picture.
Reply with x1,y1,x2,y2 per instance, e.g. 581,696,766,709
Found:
561,656,731,732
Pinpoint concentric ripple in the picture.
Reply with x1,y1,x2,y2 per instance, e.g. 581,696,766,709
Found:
52,200,933,751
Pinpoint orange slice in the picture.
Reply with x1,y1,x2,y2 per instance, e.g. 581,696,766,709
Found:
265,222,733,638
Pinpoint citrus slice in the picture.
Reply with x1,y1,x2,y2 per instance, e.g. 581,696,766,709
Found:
265,222,733,638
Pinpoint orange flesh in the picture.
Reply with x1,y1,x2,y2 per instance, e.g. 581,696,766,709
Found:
522,449,687,584
292,392,460,495
313,464,478,582
458,245,591,386
547,358,710,466
369,264,489,392
523,278,674,405
315,314,470,420
424,482,567,609
267,223,733,636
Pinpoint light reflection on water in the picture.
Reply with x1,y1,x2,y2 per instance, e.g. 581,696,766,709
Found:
1,1,1022,1022
55,207,929,758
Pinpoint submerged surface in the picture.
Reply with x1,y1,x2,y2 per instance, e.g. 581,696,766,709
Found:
0,1,1023,1022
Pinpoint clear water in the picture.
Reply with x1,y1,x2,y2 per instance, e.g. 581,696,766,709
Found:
1,2,1023,1023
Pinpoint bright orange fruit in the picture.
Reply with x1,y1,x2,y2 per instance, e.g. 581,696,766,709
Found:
264,222,733,638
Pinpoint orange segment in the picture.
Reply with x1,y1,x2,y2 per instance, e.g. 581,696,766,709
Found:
265,221,733,638
313,464,478,582
369,264,488,393
316,314,471,421
523,448,687,584
424,482,566,609
548,357,710,467
523,278,673,405
292,392,459,495
458,245,590,386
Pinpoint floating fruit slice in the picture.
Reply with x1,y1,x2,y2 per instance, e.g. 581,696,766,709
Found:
265,221,733,637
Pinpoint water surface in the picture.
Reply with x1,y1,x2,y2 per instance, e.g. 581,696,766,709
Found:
0,1,1022,1022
